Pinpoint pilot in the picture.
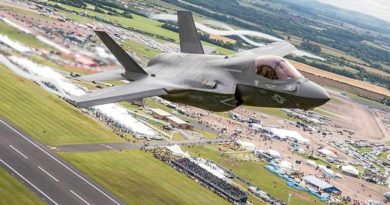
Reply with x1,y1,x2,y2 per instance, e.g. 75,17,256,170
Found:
257,65,277,80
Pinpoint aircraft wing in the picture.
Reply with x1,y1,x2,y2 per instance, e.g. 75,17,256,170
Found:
238,41,296,57
79,69,126,82
75,79,167,108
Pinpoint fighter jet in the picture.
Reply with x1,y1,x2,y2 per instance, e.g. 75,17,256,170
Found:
76,11,330,112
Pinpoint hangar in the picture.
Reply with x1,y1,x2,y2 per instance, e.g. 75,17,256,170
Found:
150,108,193,130
303,175,341,194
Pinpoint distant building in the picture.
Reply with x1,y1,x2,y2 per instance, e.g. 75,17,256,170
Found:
150,108,193,130
303,175,341,194
167,116,193,130
150,108,171,120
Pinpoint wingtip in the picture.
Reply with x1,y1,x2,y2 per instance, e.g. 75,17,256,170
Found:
72,97,92,108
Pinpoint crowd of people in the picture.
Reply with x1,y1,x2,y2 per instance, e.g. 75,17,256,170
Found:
172,158,248,204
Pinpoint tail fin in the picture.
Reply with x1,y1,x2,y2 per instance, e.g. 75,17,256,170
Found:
94,31,147,80
177,11,204,54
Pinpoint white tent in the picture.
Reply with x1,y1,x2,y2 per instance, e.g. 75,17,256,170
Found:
268,149,281,158
165,145,190,158
335,173,343,179
318,165,336,177
384,192,390,199
267,127,310,144
236,140,256,151
318,164,327,170
298,148,306,154
341,165,359,177
249,123,262,130
306,160,317,167
318,148,337,158
279,160,293,173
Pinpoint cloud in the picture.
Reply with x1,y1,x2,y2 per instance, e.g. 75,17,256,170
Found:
318,0,390,22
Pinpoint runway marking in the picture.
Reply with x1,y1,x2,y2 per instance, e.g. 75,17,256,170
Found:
38,166,59,182
0,159,59,205
70,190,90,205
0,119,121,205
103,145,113,149
9,145,29,159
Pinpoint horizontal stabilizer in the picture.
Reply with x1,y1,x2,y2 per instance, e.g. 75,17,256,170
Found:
238,41,296,57
178,11,204,54
75,79,167,108
79,69,125,82
95,31,147,79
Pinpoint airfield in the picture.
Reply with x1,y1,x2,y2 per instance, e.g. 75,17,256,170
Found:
0,1,389,205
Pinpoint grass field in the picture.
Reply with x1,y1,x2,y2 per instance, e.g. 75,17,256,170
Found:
194,128,218,139
0,168,45,205
58,150,230,205
46,1,235,56
246,106,288,119
144,98,174,113
183,146,325,205
122,40,162,59
171,132,186,140
0,20,51,50
47,1,179,40
1,4,53,21
0,64,123,146
348,93,390,111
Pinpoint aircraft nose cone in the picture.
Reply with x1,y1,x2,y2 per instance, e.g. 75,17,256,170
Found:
297,81,330,108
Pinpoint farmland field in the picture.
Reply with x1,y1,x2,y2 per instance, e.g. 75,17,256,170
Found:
292,61,390,98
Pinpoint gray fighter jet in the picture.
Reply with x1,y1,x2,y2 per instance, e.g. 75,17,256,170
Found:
76,11,330,112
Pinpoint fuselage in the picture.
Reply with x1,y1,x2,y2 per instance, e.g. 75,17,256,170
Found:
144,53,330,112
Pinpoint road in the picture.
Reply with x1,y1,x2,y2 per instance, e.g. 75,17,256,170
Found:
0,118,123,205
57,138,233,152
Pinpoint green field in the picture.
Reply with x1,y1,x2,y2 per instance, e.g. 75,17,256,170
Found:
0,20,51,50
246,106,288,119
0,167,45,205
47,1,179,40
144,98,174,113
171,132,186,140
46,1,235,56
183,146,325,205
1,4,53,21
122,40,162,59
0,64,123,146
58,150,230,205
194,128,218,139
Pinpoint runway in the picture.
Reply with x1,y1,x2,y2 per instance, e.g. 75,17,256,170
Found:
56,138,233,152
0,117,123,205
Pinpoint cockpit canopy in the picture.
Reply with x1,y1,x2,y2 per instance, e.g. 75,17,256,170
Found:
255,55,303,80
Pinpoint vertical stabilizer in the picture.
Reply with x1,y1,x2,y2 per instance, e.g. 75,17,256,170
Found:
177,11,204,54
95,31,147,80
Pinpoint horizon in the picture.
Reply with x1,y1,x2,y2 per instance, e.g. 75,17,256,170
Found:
317,0,390,23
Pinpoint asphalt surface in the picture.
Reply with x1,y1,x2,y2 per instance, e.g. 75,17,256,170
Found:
57,138,233,152
0,117,124,205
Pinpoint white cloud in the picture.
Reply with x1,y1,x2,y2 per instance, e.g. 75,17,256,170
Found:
318,0,390,23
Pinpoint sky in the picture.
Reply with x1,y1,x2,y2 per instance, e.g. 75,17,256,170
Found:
318,0,390,23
